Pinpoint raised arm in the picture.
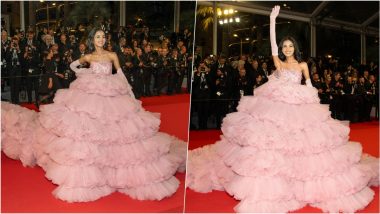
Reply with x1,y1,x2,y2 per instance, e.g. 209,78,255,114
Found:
270,5,282,70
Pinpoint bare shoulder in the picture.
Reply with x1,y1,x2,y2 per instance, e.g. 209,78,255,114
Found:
106,51,117,58
299,62,308,68
79,54,92,63
299,62,308,71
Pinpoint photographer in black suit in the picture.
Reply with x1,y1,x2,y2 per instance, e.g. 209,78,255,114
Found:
210,55,237,97
237,67,253,97
5,37,23,104
132,48,144,98
155,48,170,95
121,46,135,90
22,31,41,104
168,48,180,95
259,61,271,83
193,62,212,129
1,29,10,93
342,76,360,122
176,46,188,94
330,72,345,119
59,48,75,88
141,44,154,96
58,33,71,58
213,67,229,129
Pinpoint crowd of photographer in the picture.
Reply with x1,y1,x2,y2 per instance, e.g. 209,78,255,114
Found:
190,52,379,129
1,22,193,106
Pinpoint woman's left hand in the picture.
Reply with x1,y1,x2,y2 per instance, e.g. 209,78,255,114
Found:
270,5,280,19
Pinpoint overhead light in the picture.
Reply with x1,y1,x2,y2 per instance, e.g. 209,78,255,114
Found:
229,9,234,14
245,37,250,41
235,17,240,23
252,26,256,29
283,3,287,7
224,19,228,24
219,20,224,25
229,18,233,23
217,10,222,16
40,0,44,2
233,34,238,37
52,3,56,6
224,10,229,15
234,10,238,13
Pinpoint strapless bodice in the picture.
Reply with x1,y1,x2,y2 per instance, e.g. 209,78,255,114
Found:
272,68,302,84
89,61,113,75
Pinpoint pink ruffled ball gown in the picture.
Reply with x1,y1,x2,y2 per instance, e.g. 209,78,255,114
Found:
187,68,379,213
2,61,187,202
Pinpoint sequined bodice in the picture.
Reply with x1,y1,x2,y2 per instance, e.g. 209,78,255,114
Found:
90,61,112,75
273,68,303,84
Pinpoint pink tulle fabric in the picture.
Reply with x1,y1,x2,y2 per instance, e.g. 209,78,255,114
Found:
2,61,187,202
187,68,379,213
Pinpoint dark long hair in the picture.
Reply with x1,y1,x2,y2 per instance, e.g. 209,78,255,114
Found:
278,36,302,62
86,27,105,53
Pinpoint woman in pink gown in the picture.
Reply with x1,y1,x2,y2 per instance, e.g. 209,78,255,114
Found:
2,28,187,202
187,6,378,213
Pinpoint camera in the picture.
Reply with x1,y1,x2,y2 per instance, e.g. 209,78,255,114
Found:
64,50,71,57
26,45,35,58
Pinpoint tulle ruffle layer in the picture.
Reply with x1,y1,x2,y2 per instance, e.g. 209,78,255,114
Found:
222,112,349,155
53,89,142,120
236,96,332,128
215,139,365,179
254,75,320,104
70,71,134,97
1,102,38,166
188,140,378,213
39,104,160,144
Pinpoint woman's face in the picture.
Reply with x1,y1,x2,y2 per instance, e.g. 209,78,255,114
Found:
326,76,332,82
282,40,295,57
93,31,106,48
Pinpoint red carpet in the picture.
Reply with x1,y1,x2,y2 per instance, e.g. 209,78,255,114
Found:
185,121,379,213
2,94,190,213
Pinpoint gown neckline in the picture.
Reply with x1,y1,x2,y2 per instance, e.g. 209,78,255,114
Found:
91,60,112,65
